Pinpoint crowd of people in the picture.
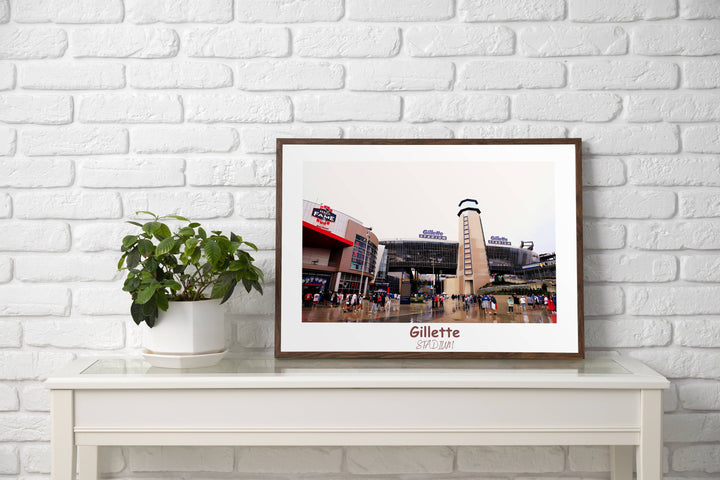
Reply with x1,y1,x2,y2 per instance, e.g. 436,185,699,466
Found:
453,293,557,316
303,290,399,314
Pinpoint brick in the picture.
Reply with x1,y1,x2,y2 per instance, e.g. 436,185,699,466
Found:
0,158,73,187
459,0,564,21
23,127,128,156
0,257,11,283
0,64,14,90
74,287,128,315
133,126,238,153
406,94,508,122
21,63,125,90
235,189,275,219
633,24,720,56
238,61,343,90
0,222,70,252
628,157,720,186
74,222,137,252
458,446,564,473
568,446,610,472
348,61,453,91
0,446,18,474
0,351,74,380
584,188,675,218
0,194,9,218
673,445,720,473
665,413,720,442
628,286,720,315
235,317,273,348
583,221,625,250
255,157,275,187
0,384,18,411
129,62,232,89
0,27,67,59
130,446,234,472
186,94,291,123
583,157,625,186
185,27,289,58
21,384,50,412
21,445,50,474
80,93,182,123
569,0,677,21
459,61,564,90
587,318,670,348
520,26,627,57
237,0,343,22
461,124,567,139
571,124,679,155
15,254,120,282
295,94,401,122
664,384,678,412
0,95,72,124
684,59,720,88
295,26,400,58
72,27,179,58
14,191,122,219
406,25,513,57
0,414,48,441
126,0,232,23
186,158,256,186
124,191,233,219
25,319,124,349
675,318,720,347
630,220,720,250
13,0,123,23
78,157,184,188
348,0,452,21
629,347,720,379
0,286,70,316
0,128,15,156
237,447,341,473
240,126,342,153
682,255,720,281
678,382,720,410
348,447,453,474
515,93,621,122
570,60,678,90
348,125,453,139
585,253,676,282
684,125,720,153
680,190,720,218
681,0,720,18
226,282,273,314
584,285,624,316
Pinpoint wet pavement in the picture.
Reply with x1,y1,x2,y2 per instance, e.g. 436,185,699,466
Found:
302,296,556,324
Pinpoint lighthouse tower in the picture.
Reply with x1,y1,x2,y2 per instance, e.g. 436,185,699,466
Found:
456,199,491,295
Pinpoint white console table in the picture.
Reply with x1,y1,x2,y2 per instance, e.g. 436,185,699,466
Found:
46,356,668,480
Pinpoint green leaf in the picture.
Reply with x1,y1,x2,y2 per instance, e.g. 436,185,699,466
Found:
156,237,175,256
164,215,189,222
117,253,127,270
157,223,172,240
230,232,241,243
244,241,258,251
211,272,234,300
220,279,237,304
135,211,158,219
130,302,145,326
127,249,141,269
142,222,162,236
189,222,201,228
126,221,144,228
135,285,157,305
252,280,263,295
122,235,138,249
137,239,154,256
198,227,207,240
242,278,253,293
204,239,221,266
163,279,182,291
228,259,248,271
211,230,222,236
178,227,195,237
155,291,169,312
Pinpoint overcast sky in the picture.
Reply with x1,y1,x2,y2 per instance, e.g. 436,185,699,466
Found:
302,145,557,254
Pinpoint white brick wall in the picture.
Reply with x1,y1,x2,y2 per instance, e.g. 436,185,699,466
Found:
0,0,718,478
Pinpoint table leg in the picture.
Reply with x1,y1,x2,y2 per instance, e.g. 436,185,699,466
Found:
637,389,663,480
610,446,633,480
78,446,98,480
51,390,76,480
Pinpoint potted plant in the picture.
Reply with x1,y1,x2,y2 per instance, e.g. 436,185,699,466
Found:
118,212,264,367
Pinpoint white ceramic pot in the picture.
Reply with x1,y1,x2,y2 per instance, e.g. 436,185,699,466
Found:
142,299,226,358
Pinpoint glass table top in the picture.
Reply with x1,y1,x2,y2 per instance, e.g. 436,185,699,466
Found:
81,356,630,377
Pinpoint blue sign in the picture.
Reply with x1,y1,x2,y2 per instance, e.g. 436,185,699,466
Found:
419,229,446,240
488,235,511,246
312,207,336,223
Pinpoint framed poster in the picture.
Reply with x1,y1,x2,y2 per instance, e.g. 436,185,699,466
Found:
275,139,583,359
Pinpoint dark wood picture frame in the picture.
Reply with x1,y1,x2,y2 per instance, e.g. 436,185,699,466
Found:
275,139,584,359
